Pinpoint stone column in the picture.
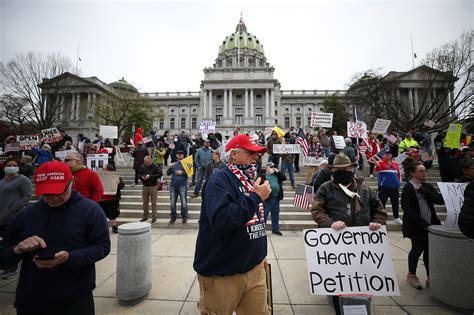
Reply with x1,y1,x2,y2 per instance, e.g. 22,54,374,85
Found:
265,89,269,117
244,89,249,118
250,89,254,122
117,222,152,305
187,105,191,131
75,93,81,120
408,89,414,117
70,94,76,120
224,89,228,119
302,104,306,129
59,95,65,121
413,88,419,114
228,89,233,123
203,89,207,118
270,89,275,118
92,93,97,116
208,89,213,120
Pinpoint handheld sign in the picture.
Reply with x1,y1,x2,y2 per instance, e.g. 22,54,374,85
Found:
303,156,323,166
311,112,334,128
99,172,121,195
55,150,76,161
438,182,468,229
99,125,118,139
273,144,300,154
347,122,368,139
199,120,216,134
41,127,62,144
444,124,462,148
16,135,40,150
371,119,391,134
304,226,400,296
332,135,346,150
87,154,109,171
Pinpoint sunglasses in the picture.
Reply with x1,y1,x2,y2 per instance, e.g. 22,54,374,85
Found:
64,159,79,162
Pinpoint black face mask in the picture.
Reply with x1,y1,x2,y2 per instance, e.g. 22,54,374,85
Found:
333,170,354,185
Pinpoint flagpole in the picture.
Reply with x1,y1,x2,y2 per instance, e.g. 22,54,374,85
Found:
75,43,80,75
410,35,415,69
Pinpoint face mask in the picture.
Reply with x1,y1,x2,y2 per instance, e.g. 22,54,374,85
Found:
4,166,19,175
266,168,275,175
333,170,354,185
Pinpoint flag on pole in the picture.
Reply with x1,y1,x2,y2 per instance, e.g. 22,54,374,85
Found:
4,142,20,153
293,184,313,209
367,146,390,164
418,148,431,162
354,107,365,122
180,155,194,177
295,129,309,157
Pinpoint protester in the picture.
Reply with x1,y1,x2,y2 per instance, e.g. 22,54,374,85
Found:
171,134,187,162
131,140,149,187
398,132,419,153
266,130,282,167
192,139,212,198
19,155,34,179
261,162,286,236
0,157,33,279
342,137,357,162
387,129,400,157
317,128,331,157
77,133,86,152
101,138,116,170
65,152,104,203
193,134,271,314
401,161,443,290
0,161,110,314
32,143,53,166
288,131,301,172
310,152,386,314
280,152,296,189
167,150,189,224
433,130,445,158
459,159,474,239
133,127,144,146
366,134,382,178
139,156,162,223
306,135,324,185
158,130,171,166
153,140,167,171
329,130,338,153
205,150,226,180
54,129,73,151
312,154,335,193
99,164,125,233
375,150,402,225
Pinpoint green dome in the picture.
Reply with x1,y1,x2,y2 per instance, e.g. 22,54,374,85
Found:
108,77,138,93
218,18,264,54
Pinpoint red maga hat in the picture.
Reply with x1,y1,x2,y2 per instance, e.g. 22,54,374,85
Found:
34,161,73,196
225,134,266,153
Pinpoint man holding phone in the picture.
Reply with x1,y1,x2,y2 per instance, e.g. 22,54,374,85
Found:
0,161,110,314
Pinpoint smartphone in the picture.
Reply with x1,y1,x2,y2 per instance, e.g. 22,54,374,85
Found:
34,254,56,261
259,174,266,182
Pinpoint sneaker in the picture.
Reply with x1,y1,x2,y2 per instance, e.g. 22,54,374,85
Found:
169,218,176,224
191,192,199,198
272,230,283,236
140,217,148,222
394,217,403,225
406,273,422,290
189,183,195,188
0,269,17,280
131,183,137,187
291,183,296,189
370,174,374,178
111,225,118,234
182,218,187,224
151,218,157,223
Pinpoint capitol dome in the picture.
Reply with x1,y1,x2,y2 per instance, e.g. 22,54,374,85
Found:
218,18,264,55
108,77,138,94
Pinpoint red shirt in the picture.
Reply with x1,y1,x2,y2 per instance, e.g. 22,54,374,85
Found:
72,167,104,203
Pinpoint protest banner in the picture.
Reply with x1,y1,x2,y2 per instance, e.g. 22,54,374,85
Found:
41,127,63,144
55,150,75,161
444,124,462,148
393,153,409,177
347,122,368,139
438,182,468,229
304,226,400,296
332,135,346,150
273,144,300,154
385,134,398,145
99,125,118,139
99,172,121,195
16,135,40,150
424,120,435,128
87,154,109,171
371,119,391,134
311,112,333,128
303,156,324,166
142,136,153,144
199,120,216,134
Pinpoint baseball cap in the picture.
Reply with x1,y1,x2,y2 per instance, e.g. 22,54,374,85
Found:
225,134,266,153
34,161,73,196
176,150,184,154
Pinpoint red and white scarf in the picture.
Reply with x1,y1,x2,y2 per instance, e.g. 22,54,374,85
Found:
227,163,265,226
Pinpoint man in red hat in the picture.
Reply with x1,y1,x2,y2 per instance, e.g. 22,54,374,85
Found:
0,161,110,314
193,134,272,314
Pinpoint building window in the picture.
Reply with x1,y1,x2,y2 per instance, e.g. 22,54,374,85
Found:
191,117,197,129
235,115,243,125
256,115,263,124
216,108,223,115
216,115,222,125
296,116,302,128
236,94,242,101
181,117,186,129
307,116,311,128
256,94,262,100
255,108,263,114
159,118,164,130
170,118,175,130
284,117,290,129
216,95,222,101
275,110,278,115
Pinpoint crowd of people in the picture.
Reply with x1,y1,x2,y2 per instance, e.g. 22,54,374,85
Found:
0,123,473,314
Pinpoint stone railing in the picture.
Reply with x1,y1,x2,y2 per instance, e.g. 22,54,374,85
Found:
280,90,347,96
140,91,200,97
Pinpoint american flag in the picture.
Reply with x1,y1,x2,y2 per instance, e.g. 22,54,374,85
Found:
293,184,313,209
4,142,20,153
354,107,365,122
295,128,309,157
359,144,368,156
418,148,431,162
367,146,390,164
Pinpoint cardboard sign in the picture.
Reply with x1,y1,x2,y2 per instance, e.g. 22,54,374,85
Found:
444,124,462,148
99,172,121,195
41,127,63,144
347,122,368,139
311,112,334,128
332,135,346,150
99,125,118,139
424,120,435,128
371,119,391,134
199,120,216,134
304,226,400,296
273,144,300,154
55,150,76,161
16,135,40,150
303,156,324,166
87,154,109,171
438,182,468,229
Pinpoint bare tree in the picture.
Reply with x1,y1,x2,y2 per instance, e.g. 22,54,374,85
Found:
0,52,75,130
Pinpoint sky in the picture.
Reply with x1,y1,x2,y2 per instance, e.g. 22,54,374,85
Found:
0,0,472,93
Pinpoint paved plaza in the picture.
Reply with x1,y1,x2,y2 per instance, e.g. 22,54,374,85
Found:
0,228,470,315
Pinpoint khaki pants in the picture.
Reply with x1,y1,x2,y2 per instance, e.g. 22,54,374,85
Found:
142,185,157,219
306,165,320,185
197,260,270,315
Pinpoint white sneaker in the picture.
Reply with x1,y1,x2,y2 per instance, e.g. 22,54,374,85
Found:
394,218,403,225
131,183,136,187
370,174,374,178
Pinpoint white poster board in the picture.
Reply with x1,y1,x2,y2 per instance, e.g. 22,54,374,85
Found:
142,136,153,144
55,150,76,161
87,154,109,171
311,112,334,128
273,144,300,154
438,182,468,229
424,120,435,128
99,125,118,139
332,135,346,150
304,226,400,296
41,127,62,144
99,172,121,195
303,156,324,166
347,122,368,139
16,135,40,150
199,121,216,134
371,119,391,134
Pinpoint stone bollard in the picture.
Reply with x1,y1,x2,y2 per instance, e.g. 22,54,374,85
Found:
116,222,152,305
428,226,474,309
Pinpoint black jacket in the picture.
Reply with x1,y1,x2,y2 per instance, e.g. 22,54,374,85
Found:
459,180,474,239
401,182,443,238
313,168,332,193
139,163,163,186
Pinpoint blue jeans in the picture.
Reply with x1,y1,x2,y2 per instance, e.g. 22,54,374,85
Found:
264,195,281,232
170,185,188,219
194,166,206,194
280,162,295,185
323,146,331,158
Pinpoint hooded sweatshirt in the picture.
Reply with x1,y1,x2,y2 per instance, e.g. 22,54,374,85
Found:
0,191,110,313
134,127,144,146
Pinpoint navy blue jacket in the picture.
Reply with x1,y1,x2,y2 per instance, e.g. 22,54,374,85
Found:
0,191,110,313
167,162,188,187
193,167,267,276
